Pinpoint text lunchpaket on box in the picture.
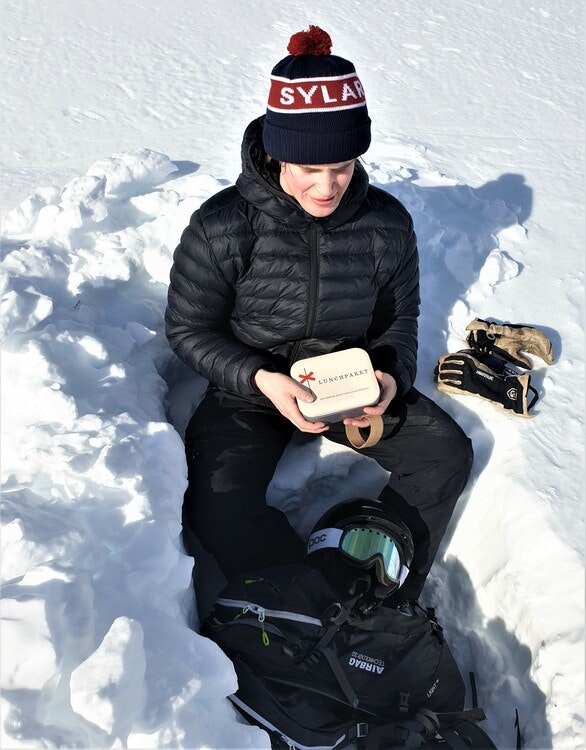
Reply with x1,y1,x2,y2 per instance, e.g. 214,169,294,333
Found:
290,348,380,423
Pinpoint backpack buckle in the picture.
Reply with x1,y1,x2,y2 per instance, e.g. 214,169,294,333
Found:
322,602,350,625
298,650,320,671
356,722,368,738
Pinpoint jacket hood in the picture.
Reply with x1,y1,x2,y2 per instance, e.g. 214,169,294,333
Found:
235,116,370,230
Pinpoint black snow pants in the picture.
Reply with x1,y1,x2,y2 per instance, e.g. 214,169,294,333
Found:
183,386,473,602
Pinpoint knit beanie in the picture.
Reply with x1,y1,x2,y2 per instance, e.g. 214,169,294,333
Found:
262,26,371,165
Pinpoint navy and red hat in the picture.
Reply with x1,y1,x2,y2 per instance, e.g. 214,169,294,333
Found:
262,26,371,165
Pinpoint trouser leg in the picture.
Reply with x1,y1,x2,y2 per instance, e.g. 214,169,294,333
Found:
183,389,303,580
325,388,474,601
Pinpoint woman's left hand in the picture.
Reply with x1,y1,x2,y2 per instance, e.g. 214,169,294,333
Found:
342,370,397,429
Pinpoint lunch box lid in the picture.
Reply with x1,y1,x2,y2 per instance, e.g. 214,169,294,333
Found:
290,348,380,421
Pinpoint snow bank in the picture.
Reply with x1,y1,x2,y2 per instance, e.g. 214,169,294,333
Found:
1,151,267,748
1,146,584,749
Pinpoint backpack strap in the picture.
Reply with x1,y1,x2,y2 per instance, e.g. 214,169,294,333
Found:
437,728,474,750
515,709,522,749
357,708,495,750
355,721,427,750
435,707,487,724
469,671,479,708
319,645,360,709
298,620,362,709
436,708,499,750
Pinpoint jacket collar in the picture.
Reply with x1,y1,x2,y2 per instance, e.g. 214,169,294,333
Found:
235,116,370,230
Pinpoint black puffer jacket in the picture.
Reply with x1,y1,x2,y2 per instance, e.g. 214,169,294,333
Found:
165,117,420,402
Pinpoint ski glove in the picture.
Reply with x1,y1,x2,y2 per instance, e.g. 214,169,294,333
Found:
465,318,554,370
434,350,538,417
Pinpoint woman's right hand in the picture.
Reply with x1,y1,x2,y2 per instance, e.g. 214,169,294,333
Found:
253,369,329,433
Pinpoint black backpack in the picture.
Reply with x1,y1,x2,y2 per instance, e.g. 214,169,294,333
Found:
203,563,498,749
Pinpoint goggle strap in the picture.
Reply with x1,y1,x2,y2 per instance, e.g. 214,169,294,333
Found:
307,527,343,554
398,564,410,586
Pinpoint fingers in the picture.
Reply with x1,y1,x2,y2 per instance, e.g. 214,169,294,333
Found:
294,383,316,405
256,368,400,432
297,418,329,433
343,415,373,428
254,369,327,432
284,398,328,432
367,370,397,412
342,371,397,428
284,391,327,432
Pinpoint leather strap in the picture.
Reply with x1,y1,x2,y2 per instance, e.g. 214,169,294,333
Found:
344,415,384,449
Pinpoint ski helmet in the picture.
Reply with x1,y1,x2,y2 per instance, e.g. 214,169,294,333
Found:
305,497,414,603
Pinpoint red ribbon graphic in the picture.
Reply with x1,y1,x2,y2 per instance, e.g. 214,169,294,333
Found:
298,371,315,385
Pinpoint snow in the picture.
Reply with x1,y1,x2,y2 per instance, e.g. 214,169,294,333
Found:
1,1,584,749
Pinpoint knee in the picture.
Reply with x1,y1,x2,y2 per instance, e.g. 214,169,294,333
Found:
408,391,474,477
443,421,474,481
419,413,474,494
452,426,474,466
442,428,474,504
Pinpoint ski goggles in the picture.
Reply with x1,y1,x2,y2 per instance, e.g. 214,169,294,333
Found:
306,526,409,587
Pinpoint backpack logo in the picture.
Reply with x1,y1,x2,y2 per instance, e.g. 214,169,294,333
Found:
427,678,440,698
348,651,385,675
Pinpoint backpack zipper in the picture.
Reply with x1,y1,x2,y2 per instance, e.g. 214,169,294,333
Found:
215,598,324,627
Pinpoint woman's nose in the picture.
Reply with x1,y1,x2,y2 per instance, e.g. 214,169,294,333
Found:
317,171,335,195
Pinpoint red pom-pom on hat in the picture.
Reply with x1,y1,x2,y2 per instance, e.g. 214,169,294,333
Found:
287,25,332,56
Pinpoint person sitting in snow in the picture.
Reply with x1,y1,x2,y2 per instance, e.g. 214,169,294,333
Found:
164,25,473,607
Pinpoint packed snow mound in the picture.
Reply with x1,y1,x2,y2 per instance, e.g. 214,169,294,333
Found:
1,149,583,749
1,151,267,749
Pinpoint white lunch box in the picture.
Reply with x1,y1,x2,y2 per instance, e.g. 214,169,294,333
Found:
290,348,380,423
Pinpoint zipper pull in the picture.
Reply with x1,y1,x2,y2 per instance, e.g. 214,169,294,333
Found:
258,608,270,646
239,603,270,646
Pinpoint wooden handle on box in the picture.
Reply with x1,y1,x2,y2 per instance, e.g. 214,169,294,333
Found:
344,415,384,449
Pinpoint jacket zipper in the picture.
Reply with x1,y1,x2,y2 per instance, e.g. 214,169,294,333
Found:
290,220,320,363
305,220,320,339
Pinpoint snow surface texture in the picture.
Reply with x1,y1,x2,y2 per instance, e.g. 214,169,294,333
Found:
1,2,584,749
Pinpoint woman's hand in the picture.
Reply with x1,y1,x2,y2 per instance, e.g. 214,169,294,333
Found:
343,370,397,429
254,369,329,433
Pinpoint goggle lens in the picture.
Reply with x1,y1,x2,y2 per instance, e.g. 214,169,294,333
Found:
340,527,401,584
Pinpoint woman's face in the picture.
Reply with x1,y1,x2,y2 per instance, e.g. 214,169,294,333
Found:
279,160,355,217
